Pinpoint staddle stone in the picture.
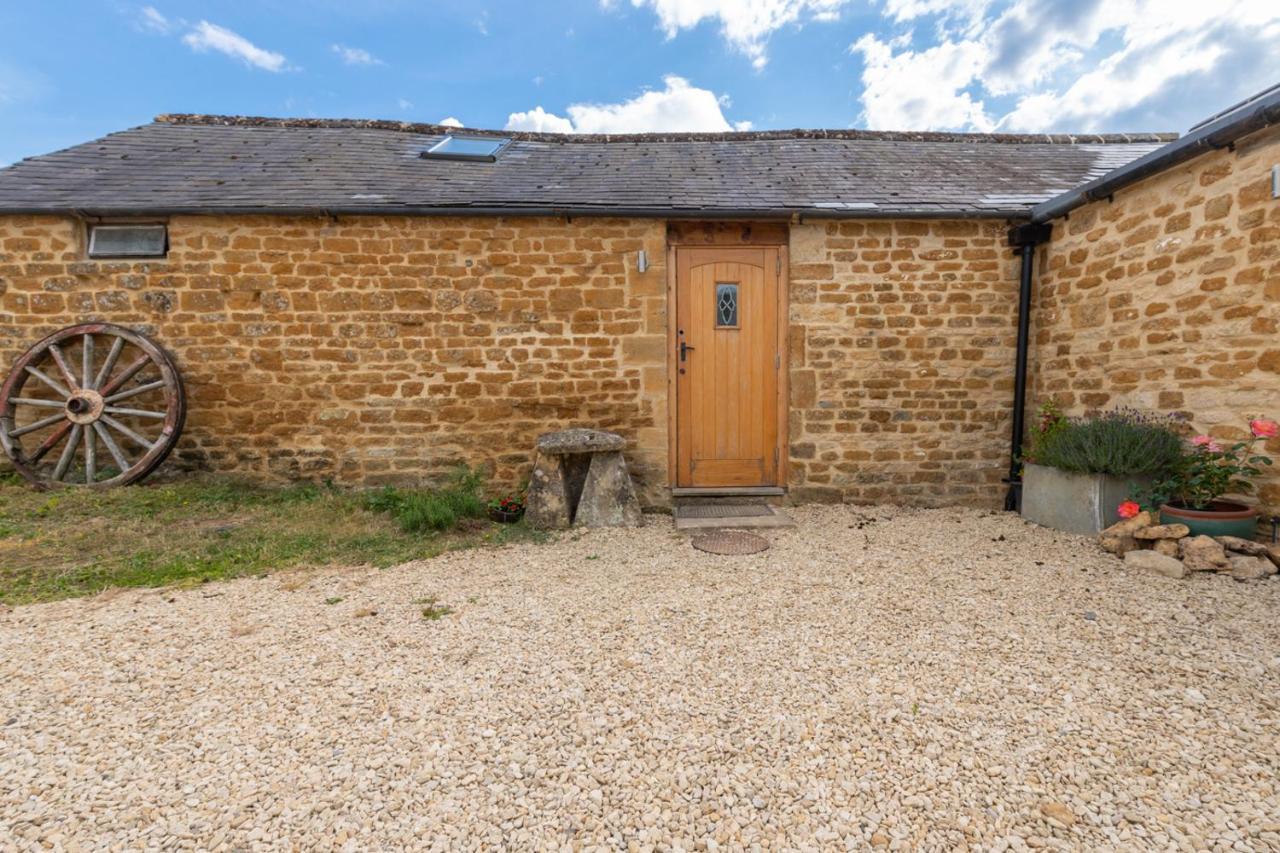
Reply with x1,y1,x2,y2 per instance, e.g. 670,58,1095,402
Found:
526,452,571,530
527,429,641,529
574,450,642,528
535,428,625,455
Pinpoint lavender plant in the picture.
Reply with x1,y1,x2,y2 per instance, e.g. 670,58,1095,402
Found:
1025,407,1184,477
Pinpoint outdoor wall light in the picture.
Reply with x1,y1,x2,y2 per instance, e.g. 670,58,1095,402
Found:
637,250,648,273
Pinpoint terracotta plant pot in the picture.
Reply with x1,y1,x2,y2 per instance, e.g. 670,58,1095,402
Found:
1159,501,1259,539
487,507,524,524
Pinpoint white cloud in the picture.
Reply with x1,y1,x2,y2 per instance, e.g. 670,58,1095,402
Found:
1002,32,1223,131
397,98,414,111
505,105,577,133
181,21,289,72
851,34,993,131
138,6,173,34
613,0,850,68
331,44,383,66
884,0,991,27
439,116,464,128
506,75,744,133
852,0,1280,133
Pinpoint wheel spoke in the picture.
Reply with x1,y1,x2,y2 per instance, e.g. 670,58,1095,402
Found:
10,411,67,437
82,334,94,388
47,344,79,391
104,380,166,404
25,365,72,398
104,406,166,419
93,422,131,471
99,414,156,451
29,421,73,463
99,355,151,397
92,337,125,391
53,423,83,481
84,427,96,484
8,397,66,409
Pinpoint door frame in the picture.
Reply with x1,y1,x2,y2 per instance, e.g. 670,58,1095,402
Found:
665,222,790,490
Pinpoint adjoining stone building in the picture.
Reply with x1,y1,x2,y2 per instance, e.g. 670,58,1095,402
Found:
0,86,1276,515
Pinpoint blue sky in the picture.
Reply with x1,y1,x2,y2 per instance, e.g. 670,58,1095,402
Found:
2,1,1278,166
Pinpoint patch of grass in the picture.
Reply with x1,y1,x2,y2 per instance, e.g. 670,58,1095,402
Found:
0,472,545,605
324,596,344,605
362,467,487,533
416,596,455,621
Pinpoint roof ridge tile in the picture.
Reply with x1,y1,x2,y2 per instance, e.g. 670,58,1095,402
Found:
153,114,1178,146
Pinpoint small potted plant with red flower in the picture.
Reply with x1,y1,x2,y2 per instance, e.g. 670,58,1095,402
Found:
1138,417,1276,538
487,492,525,524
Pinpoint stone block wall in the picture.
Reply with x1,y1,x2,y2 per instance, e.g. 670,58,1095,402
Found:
7,150,1271,516
0,215,671,504
1032,123,1280,515
787,220,1021,506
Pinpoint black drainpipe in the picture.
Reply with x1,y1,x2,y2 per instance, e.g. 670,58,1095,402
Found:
1003,222,1053,512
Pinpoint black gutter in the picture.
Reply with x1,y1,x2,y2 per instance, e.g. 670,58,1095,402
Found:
0,204,1038,221
1003,222,1052,512
1031,82,1280,223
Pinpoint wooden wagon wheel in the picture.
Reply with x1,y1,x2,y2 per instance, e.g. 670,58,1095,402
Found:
0,324,186,488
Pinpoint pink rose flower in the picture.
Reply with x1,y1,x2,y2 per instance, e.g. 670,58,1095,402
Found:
1191,435,1221,453
1250,419,1278,439
1117,500,1141,519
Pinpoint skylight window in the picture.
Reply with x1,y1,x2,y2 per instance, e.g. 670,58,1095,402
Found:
422,135,509,162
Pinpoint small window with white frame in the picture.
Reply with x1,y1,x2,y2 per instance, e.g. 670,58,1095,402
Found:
87,223,168,259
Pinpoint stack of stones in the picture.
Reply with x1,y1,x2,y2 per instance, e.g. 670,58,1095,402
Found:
1099,511,1280,581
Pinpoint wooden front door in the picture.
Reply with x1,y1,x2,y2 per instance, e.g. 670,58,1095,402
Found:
674,246,782,488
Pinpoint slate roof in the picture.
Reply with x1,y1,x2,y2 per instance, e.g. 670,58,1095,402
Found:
0,115,1176,219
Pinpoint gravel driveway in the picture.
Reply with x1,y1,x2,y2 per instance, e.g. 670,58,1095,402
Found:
2,505,1278,851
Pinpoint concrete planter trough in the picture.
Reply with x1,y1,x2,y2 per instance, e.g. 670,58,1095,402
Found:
1021,463,1152,536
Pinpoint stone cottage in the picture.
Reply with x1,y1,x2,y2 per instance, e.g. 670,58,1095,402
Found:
0,85,1276,514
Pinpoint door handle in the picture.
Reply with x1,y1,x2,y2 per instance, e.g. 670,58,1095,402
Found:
680,341,695,362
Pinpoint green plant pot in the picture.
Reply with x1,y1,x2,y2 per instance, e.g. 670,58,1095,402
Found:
1160,501,1259,539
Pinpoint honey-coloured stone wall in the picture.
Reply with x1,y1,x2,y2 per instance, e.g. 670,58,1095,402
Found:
1031,123,1280,516
0,215,671,503
10,157,1270,518
787,220,1021,506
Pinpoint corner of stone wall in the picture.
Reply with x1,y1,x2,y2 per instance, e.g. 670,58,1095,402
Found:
1030,125,1280,520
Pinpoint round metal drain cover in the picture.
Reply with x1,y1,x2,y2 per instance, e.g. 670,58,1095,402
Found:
690,530,770,555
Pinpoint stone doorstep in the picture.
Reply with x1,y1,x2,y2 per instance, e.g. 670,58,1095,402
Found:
673,504,796,530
